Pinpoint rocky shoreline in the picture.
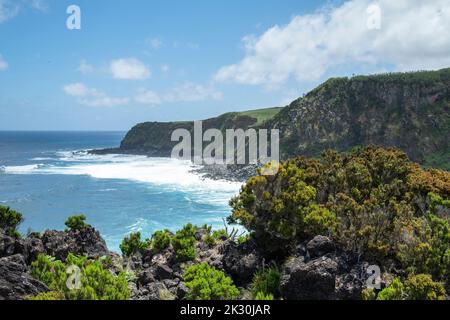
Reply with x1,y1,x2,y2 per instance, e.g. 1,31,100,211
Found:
0,224,376,300
89,148,257,182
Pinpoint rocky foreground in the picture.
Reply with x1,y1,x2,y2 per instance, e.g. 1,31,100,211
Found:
0,224,377,300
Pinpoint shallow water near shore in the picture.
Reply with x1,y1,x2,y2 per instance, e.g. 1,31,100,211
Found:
0,131,242,252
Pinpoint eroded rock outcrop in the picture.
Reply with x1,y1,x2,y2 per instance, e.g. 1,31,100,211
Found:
280,236,368,300
0,254,48,300
40,226,109,260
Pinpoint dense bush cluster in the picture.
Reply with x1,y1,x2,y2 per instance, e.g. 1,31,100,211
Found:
376,274,446,300
229,146,450,294
184,263,240,300
119,224,228,260
172,223,197,262
30,253,130,300
64,215,90,231
151,229,172,252
0,205,23,239
119,232,150,256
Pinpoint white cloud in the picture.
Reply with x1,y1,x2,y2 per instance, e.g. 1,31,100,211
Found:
63,83,129,107
0,0,46,23
110,58,151,80
30,0,47,11
134,83,223,106
164,83,223,103
214,0,450,87
0,0,19,23
63,83,90,96
77,60,94,74
0,55,8,71
148,38,163,49
134,89,162,105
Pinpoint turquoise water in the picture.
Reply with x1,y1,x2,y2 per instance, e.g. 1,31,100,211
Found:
0,131,241,252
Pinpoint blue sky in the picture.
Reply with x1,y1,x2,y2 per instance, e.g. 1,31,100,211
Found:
0,0,449,130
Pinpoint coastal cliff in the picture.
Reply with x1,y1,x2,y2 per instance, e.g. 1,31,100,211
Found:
94,69,450,172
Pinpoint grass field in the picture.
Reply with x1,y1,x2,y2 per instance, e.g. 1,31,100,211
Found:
239,107,283,126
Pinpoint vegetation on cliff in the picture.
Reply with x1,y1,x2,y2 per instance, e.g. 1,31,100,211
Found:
229,146,450,298
183,263,240,300
269,68,450,169
30,253,130,300
0,205,23,239
111,68,450,172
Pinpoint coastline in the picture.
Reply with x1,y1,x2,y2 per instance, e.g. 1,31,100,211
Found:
89,148,256,182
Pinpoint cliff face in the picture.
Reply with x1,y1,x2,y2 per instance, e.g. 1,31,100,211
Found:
112,68,450,170
268,69,450,169
118,109,280,157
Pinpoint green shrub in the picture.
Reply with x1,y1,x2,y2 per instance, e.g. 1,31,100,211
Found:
0,205,23,238
405,274,446,300
152,230,171,252
119,232,150,256
255,291,274,300
377,275,446,300
212,229,228,240
251,267,281,298
396,193,450,281
125,271,137,283
229,146,450,266
303,205,336,235
64,215,90,231
31,255,66,290
172,224,197,262
237,234,250,245
203,233,216,248
28,291,65,300
184,263,240,300
200,226,227,248
31,253,130,300
377,278,405,300
361,288,376,300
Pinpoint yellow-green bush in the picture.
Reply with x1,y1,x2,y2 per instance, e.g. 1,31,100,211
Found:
184,263,240,300
377,275,446,300
28,291,65,300
30,253,130,300
229,146,450,290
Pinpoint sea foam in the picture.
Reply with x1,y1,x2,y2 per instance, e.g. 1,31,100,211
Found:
2,152,242,204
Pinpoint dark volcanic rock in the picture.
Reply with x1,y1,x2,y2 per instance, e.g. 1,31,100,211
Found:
136,282,175,300
0,230,16,258
221,240,262,285
0,254,48,300
195,164,258,182
306,236,335,258
280,256,338,300
41,227,109,260
15,233,46,264
335,268,365,300
154,263,173,280
138,269,155,286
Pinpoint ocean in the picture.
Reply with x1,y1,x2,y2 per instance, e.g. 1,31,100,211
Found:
0,131,242,252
